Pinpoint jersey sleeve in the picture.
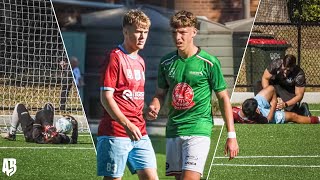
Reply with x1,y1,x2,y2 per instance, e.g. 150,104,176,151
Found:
101,52,119,91
295,70,306,87
157,62,169,89
210,59,227,92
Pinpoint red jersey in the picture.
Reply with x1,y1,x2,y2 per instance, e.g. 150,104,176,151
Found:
232,107,268,124
98,45,147,137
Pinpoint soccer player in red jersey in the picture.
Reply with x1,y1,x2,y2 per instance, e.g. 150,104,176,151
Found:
97,10,158,180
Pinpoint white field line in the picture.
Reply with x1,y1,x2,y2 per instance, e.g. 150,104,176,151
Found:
212,163,320,168
206,125,224,180
0,146,94,150
215,155,320,159
14,134,92,137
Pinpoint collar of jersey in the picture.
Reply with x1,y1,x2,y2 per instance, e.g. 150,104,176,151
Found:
177,47,201,61
118,44,138,60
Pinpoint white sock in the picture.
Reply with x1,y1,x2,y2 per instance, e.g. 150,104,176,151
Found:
9,104,20,135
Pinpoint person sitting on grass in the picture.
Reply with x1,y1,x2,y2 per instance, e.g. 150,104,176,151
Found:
233,85,319,124
2,103,78,144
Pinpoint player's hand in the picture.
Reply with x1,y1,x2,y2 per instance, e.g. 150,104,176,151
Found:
276,98,285,110
146,105,159,120
124,122,142,141
224,138,239,160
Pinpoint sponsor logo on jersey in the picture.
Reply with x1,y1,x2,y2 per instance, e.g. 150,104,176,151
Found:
134,70,141,81
189,71,203,76
127,69,144,81
286,77,293,84
122,90,144,100
185,161,197,165
2,158,16,176
172,82,195,110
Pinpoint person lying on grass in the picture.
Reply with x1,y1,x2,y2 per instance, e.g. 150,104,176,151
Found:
233,85,318,124
2,103,78,144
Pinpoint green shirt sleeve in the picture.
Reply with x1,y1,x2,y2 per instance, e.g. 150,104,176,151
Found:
157,62,169,89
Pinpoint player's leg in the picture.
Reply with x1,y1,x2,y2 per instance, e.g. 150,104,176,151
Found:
70,116,78,144
285,112,320,124
299,102,311,116
180,136,211,180
257,85,275,102
14,103,34,142
43,102,55,116
165,137,182,179
2,103,28,140
274,85,300,113
127,135,158,180
97,136,132,179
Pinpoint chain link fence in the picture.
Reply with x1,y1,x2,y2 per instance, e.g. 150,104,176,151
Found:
236,0,320,92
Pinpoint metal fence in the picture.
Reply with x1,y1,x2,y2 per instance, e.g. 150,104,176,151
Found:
235,0,320,91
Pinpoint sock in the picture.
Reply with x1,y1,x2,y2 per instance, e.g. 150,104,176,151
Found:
9,104,20,135
309,116,319,124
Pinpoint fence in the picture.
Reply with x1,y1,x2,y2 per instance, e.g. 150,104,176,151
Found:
235,0,320,92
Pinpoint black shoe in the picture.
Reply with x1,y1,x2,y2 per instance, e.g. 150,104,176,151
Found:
300,102,311,116
2,133,16,141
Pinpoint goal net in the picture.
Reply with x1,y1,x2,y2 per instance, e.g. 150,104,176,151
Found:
0,0,87,132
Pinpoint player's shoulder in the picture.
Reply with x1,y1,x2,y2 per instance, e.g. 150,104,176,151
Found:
196,49,220,66
107,47,122,57
160,51,178,65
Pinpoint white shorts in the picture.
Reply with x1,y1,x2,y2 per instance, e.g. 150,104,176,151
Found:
166,136,211,176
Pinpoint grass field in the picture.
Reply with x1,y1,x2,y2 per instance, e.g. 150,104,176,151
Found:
0,133,97,179
1,105,320,179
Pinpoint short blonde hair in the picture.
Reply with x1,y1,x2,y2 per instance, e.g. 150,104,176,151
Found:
122,9,151,29
170,10,197,29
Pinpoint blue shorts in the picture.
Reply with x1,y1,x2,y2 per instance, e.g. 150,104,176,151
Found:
255,95,285,124
96,135,157,177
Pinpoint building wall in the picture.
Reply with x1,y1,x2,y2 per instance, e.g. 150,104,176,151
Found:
134,0,259,23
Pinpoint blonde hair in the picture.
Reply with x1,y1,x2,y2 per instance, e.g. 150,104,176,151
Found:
123,9,151,29
170,10,197,29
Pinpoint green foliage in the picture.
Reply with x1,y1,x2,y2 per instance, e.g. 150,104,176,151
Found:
288,0,320,22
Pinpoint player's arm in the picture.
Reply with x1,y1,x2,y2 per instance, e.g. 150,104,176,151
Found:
100,90,142,141
146,87,167,120
286,86,305,107
261,69,272,89
216,90,239,160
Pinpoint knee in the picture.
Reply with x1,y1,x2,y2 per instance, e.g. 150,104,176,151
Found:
267,85,275,93
15,103,27,113
138,169,158,180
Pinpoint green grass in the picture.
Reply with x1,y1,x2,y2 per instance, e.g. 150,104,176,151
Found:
204,124,320,180
0,133,97,179
2,121,320,180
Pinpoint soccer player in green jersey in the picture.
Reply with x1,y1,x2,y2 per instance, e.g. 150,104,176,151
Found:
147,10,239,179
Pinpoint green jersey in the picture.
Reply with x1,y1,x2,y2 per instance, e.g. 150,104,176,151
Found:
158,49,227,138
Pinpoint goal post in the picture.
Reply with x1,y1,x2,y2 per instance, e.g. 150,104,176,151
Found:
0,0,87,132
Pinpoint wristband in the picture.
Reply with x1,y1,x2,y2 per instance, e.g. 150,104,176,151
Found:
284,102,288,108
227,132,236,139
